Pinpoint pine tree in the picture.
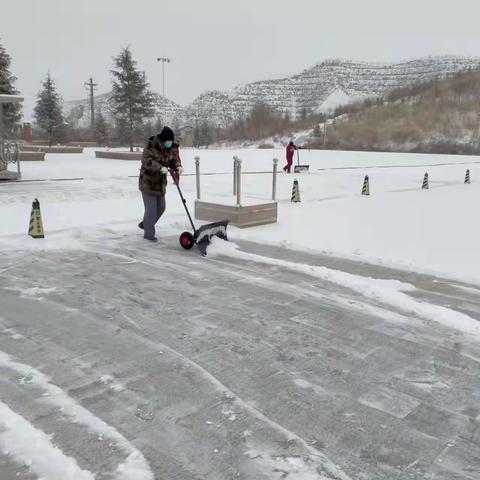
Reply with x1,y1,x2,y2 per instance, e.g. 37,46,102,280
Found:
110,47,156,152
143,120,156,140
65,104,85,130
34,73,64,146
94,110,108,145
154,116,164,133
0,39,22,136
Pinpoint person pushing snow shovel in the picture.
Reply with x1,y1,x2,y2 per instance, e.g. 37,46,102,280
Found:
283,141,298,173
138,126,183,242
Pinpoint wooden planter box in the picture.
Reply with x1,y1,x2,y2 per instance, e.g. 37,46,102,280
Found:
19,151,45,161
21,145,83,154
195,200,278,228
0,170,19,180
95,150,142,161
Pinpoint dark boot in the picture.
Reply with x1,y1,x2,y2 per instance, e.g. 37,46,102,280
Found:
144,236,157,243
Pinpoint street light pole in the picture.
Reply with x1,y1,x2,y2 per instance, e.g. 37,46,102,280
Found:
156,57,171,98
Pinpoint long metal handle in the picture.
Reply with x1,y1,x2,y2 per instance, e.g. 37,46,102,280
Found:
169,169,197,233
233,157,238,195
195,156,201,200
236,159,242,206
272,158,278,200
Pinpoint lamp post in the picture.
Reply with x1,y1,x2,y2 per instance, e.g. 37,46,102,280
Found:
156,57,171,98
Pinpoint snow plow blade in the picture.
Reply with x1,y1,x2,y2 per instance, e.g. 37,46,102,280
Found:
194,220,229,256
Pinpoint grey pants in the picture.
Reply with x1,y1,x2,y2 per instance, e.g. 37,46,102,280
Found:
142,192,166,239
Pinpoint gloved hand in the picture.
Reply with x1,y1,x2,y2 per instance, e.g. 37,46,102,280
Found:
160,166,168,175
176,166,184,175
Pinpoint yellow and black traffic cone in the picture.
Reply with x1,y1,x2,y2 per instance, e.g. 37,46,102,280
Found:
291,179,301,202
28,198,45,239
422,172,429,190
465,169,471,184
361,175,370,196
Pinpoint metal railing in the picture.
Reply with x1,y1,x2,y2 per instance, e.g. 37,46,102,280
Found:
0,140,21,178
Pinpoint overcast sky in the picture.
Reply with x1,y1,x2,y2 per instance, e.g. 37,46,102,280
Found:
3,0,480,116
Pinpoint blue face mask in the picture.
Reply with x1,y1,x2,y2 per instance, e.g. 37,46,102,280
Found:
164,140,173,149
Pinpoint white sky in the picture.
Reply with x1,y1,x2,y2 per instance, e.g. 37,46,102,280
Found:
3,0,480,115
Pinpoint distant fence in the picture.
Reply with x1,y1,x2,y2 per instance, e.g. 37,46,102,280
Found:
0,140,21,178
0,140,19,168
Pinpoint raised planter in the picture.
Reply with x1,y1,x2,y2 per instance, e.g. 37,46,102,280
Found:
19,145,40,152
95,150,142,160
0,170,19,180
195,200,278,229
68,141,100,147
21,145,83,154
19,151,45,161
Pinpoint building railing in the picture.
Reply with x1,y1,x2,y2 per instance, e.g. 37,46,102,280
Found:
0,140,21,178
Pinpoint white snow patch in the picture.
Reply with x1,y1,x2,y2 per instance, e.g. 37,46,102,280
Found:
244,447,332,480
1,327,25,341
0,351,154,480
319,89,357,113
294,378,327,396
221,405,238,421
8,286,58,300
207,238,480,336
0,400,95,480
99,374,125,393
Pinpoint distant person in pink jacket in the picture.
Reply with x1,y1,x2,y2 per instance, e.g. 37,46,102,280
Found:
283,141,297,173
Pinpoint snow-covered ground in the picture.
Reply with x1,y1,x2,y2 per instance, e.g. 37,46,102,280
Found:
2,149,480,479
1,147,479,285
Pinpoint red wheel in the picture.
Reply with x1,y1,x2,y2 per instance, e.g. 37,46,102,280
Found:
179,231,195,250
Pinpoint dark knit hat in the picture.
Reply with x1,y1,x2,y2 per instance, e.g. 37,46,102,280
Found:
158,126,175,142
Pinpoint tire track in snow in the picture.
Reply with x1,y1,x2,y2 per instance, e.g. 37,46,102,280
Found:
207,240,480,337
0,400,94,480
0,351,154,480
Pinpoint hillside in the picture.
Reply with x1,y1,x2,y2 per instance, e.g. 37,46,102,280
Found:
64,55,480,129
308,70,480,154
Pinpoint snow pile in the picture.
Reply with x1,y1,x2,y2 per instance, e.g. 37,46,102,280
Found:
0,350,154,480
99,374,125,393
0,400,94,480
208,237,480,336
244,447,335,480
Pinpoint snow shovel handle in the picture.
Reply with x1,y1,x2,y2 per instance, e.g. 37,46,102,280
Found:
169,169,197,234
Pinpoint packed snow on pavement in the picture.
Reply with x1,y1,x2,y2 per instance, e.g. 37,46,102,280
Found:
1,147,480,480
1,147,480,284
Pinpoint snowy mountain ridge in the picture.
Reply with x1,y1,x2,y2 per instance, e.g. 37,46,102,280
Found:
64,55,480,129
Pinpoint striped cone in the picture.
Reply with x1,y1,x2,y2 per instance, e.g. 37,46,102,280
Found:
465,169,471,184
28,198,45,239
422,173,429,190
291,179,301,202
361,175,370,196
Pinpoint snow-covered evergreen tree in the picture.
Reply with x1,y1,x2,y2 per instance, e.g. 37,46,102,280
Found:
154,116,164,133
95,110,109,145
34,73,64,146
110,47,156,152
0,39,22,135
